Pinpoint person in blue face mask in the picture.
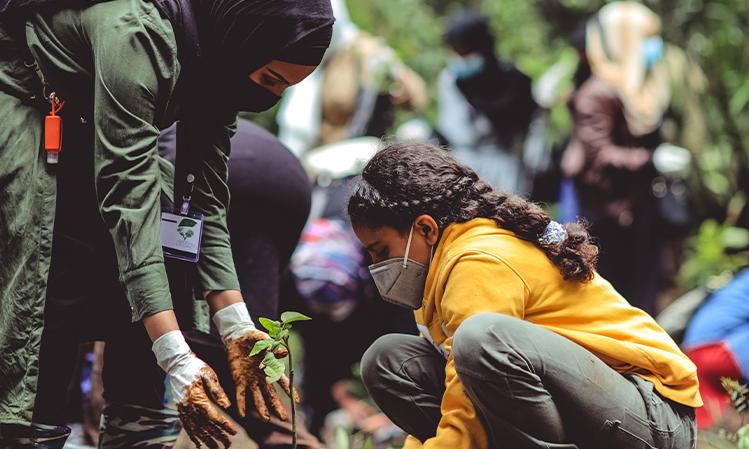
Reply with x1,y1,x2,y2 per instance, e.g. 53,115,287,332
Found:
435,10,537,194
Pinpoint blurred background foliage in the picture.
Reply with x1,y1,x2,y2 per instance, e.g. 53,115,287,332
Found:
244,0,749,290
347,0,749,220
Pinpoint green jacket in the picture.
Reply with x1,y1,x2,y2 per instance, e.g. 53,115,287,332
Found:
0,0,240,424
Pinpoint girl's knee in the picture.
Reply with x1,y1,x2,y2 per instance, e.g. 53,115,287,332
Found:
453,313,525,366
361,334,410,389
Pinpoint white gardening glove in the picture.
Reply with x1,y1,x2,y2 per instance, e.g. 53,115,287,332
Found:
213,303,296,422
152,331,236,448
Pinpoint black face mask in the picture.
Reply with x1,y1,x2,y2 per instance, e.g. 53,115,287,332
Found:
208,77,282,112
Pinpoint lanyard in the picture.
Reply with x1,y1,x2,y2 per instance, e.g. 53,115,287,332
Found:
160,121,204,262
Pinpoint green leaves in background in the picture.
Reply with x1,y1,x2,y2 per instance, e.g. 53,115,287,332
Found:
679,194,749,290
723,377,748,413
715,378,749,448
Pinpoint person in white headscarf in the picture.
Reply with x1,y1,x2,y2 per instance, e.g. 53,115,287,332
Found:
561,1,671,316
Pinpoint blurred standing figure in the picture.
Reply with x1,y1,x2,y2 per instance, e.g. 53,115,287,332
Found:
276,0,427,156
437,10,537,194
562,2,670,315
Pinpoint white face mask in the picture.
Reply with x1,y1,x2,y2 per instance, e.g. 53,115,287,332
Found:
368,223,433,310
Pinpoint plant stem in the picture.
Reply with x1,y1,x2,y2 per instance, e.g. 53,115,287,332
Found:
284,336,297,449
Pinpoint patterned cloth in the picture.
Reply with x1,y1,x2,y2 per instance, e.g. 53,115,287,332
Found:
290,219,364,322
97,403,181,449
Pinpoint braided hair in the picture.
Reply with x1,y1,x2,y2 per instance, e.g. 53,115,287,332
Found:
346,142,598,282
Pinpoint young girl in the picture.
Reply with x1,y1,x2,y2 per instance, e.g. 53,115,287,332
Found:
347,142,701,449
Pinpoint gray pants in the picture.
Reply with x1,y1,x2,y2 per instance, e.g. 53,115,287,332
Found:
361,313,696,448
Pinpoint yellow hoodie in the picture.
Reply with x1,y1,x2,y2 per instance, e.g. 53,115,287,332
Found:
404,218,701,449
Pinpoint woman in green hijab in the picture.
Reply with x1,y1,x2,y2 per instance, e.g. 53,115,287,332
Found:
0,0,333,446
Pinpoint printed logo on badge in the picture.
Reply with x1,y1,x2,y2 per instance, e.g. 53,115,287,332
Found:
160,208,204,263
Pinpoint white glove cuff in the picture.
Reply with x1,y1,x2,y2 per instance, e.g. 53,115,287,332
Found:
152,330,191,373
213,302,257,343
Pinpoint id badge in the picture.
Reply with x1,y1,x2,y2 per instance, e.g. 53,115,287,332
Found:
160,207,204,262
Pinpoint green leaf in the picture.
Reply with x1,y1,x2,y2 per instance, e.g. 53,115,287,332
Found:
178,218,198,228
721,227,749,249
248,339,273,358
277,329,289,341
738,425,749,449
335,427,349,449
262,352,285,383
363,437,372,449
730,80,749,116
259,318,281,338
271,341,282,354
281,311,311,324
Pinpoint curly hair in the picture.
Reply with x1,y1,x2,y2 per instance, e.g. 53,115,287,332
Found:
346,141,598,282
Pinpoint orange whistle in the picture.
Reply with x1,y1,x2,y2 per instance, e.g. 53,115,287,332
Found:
45,93,64,164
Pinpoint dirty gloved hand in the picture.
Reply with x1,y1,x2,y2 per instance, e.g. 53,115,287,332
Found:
213,303,298,422
152,330,237,448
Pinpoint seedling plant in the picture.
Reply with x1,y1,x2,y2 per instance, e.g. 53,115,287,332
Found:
249,311,311,449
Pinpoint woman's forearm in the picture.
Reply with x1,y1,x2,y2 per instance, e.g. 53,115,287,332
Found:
142,310,180,342
142,290,244,343
204,289,244,315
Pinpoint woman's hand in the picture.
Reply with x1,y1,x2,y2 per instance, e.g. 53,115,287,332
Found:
225,329,297,421
152,331,237,448
213,303,297,422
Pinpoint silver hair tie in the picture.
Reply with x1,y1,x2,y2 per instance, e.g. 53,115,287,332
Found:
538,221,568,247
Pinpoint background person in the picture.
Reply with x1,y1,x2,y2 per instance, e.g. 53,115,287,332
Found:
347,142,700,449
276,0,427,157
561,2,670,316
0,0,333,446
436,10,537,193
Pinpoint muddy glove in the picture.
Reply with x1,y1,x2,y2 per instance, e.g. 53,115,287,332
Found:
152,330,237,448
213,303,298,422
